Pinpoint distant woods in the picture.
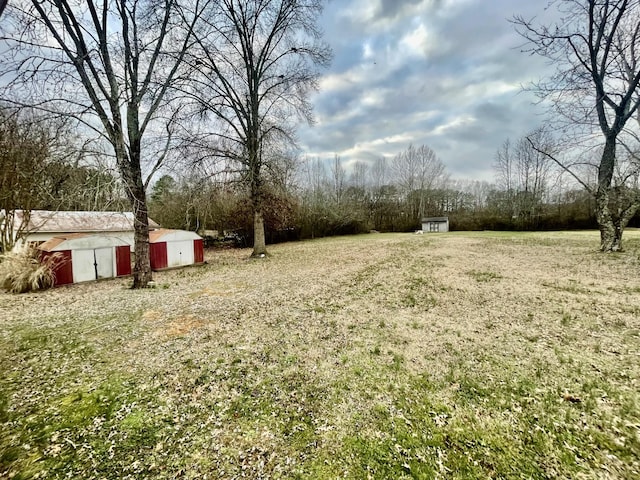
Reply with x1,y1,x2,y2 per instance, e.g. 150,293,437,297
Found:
146,140,606,244
2,1,638,253
0,108,614,250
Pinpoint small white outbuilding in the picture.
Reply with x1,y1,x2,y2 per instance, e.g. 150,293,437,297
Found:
149,229,204,271
421,217,450,233
38,233,132,286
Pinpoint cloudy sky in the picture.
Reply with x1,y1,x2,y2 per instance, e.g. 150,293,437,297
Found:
297,0,559,182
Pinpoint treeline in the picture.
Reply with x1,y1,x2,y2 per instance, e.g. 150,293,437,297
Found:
3,107,629,248
147,173,600,245
148,142,608,245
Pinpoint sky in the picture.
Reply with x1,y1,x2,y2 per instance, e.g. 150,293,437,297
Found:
296,0,560,182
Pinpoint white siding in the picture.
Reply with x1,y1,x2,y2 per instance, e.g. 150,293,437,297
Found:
71,248,115,282
71,249,97,283
167,240,194,267
421,220,449,233
94,248,114,279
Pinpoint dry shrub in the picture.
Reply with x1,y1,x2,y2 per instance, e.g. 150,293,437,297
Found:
0,246,60,293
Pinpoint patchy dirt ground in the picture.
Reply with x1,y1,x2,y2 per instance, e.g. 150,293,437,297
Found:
1,231,640,479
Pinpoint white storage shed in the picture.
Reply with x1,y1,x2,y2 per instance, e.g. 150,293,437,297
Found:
38,233,131,285
149,229,204,270
421,217,450,233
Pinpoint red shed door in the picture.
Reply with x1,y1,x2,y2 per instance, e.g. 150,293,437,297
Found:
194,239,204,264
43,251,73,286
115,245,131,276
150,242,168,270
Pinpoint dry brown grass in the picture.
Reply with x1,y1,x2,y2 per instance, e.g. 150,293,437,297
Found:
1,230,639,479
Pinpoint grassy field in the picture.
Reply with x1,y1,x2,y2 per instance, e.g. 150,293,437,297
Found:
1,231,639,479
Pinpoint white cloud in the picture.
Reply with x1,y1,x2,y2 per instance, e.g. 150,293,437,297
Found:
362,42,374,60
461,80,519,100
399,23,439,58
299,0,560,180
431,115,476,136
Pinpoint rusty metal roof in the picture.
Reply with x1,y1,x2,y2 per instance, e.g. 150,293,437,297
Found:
13,210,160,233
149,228,201,243
38,233,130,252
38,233,88,252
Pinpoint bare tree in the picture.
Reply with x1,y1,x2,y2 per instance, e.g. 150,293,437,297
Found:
300,156,329,203
350,161,368,192
494,128,554,226
369,157,390,194
516,130,552,203
297,156,329,238
494,139,515,197
331,154,347,206
1,0,205,287
392,144,448,220
186,0,331,257
515,0,640,251
0,108,51,252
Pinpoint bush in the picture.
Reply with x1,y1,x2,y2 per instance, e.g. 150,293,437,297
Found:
0,246,60,293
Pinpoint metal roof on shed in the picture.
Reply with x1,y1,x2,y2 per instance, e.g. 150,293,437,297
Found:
13,210,160,233
149,229,202,243
38,233,130,252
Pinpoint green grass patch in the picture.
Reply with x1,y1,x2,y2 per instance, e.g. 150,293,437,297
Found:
466,270,503,282
301,366,640,479
1,231,639,478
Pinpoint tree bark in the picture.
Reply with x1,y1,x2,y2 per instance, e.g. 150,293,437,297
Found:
595,184,640,253
250,166,268,257
596,135,622,252
114,126,152,287
131,200,152,287
596,187,622,252
125,150,152,287
252,209,267,257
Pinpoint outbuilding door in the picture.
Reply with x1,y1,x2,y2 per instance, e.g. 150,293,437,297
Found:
72,248,113,282
115,245,131,276
42,251,73,286
150,242,168,270
167,241,194,267
194,239,204,264
94,248,114,279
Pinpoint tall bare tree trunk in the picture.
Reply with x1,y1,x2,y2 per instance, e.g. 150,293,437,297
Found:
116,130,153,287
251,173,267,257
132,200,152,287
252,209,267,257
596,187,622,252
596,136,621,252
